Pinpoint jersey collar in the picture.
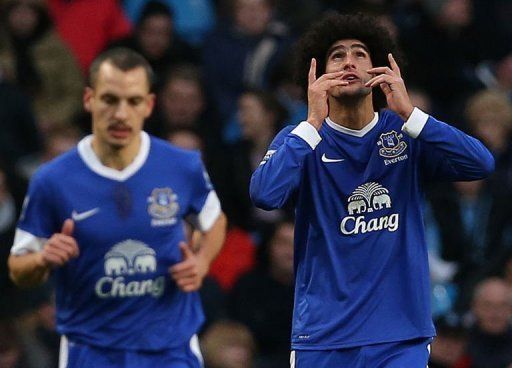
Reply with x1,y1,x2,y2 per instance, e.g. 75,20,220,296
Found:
77,131,150,181
325,112,379,137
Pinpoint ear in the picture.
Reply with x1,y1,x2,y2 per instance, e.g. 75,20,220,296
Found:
83,87,93,112
144,93,156,118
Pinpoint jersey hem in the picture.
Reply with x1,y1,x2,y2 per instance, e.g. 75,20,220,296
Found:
291,330,436,351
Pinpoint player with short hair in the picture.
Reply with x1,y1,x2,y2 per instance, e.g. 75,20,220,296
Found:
8,47,227,368
250,13,494,367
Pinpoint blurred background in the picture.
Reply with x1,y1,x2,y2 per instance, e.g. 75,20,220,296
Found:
0,0,511,367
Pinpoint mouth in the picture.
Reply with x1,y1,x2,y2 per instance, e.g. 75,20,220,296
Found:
341,73,360,83
108,124,132,139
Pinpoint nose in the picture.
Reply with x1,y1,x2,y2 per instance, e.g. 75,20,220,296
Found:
114,100,129,120
342,53,356,70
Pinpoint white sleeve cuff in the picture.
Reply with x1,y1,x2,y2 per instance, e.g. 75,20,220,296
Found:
401,107,429,138
11,228,46,255
188,190,221,232
291,121,322,149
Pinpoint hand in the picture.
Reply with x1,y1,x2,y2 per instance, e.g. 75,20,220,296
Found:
39,219,79,268
307,58,348,130
169,241,209,292
365,53,414,121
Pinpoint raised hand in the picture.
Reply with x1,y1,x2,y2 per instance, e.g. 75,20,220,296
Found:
365,53,414,121
307,58,348,130
169,241,209,292
40,219,79,268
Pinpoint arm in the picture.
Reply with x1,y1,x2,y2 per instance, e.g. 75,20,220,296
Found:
366,53,494,180
8,219,79,288
250,123,319,210
404,109,495,181
251,58,347,210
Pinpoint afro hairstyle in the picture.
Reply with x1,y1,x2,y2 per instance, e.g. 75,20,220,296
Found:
294,12,403,110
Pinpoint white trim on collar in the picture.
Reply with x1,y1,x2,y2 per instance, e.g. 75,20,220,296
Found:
325,112,379,137
77,131,150,181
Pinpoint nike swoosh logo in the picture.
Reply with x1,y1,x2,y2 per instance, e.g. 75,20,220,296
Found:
71,208,100,221
321,153,345,163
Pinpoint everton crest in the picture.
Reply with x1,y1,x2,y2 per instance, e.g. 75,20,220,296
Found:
147,188,179,226
377,130,407,158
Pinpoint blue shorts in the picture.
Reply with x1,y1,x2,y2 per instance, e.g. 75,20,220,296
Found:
59,335,203,368
291,338,432,368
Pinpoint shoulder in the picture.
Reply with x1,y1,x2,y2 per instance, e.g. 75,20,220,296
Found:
149,135,201,162
148,136,204,176
30,148,80,187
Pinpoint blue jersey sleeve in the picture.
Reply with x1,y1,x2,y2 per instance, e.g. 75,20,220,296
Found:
405,110,495,181
250,123,319,210
17,169,59,237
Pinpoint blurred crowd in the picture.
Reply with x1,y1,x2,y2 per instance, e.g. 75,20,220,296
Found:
0,0,511,367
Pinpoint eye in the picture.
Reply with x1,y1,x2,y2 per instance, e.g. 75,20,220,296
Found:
356,51,367,58
101,95,118,105
128,97,144,106
331,51,345,60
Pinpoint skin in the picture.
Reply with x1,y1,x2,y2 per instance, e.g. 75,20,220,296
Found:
9,61,227,292
307,39,414,131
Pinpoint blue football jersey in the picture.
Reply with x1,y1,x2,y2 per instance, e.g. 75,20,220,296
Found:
250,108,494,350
12,132,221,351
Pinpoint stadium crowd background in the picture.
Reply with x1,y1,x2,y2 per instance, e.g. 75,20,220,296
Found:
0,0,511,367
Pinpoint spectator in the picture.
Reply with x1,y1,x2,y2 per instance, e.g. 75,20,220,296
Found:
201,320,256,368
465,89,512,191
0,321,30,368
426,179,512,310
202,0,293,128
123,0,216,47
47,0,132,73
0,0,84,132
109,1,199,92
230,219,295,367
466,278,512,368
400,0,484,119
0,77,42,175
429,313,471,368
222,89,288,233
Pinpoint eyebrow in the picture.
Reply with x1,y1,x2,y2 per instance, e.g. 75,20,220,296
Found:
327,43,370,57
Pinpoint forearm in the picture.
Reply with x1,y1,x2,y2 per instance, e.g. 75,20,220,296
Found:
197,212,227,268
8,252,50,288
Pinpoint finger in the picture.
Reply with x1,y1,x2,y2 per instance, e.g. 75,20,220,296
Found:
42,252,67,267
175,275,197,287
308,58,316,85
380,82,392,95
313,79,349,92
388,53,401,77
169,260,194,275
61,219,74,236
171,267,197,280
365,75,393,88
179,241,194,260
315,70,345,82
180,282,201,292
46,244,75,261
367,67,393,76
49,236,79,257
43,248,69,266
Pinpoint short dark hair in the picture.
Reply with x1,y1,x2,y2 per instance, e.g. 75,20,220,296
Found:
294,12,402,110
88,47,155,90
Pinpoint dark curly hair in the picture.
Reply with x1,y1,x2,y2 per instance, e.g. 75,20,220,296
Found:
294,12,402,110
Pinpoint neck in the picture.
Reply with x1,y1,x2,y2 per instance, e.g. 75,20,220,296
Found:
328,95,375,130
91,134,141,171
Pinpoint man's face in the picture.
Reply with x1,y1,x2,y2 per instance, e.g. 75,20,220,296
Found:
137,14,172,59
324,39,373,99
84,62,155,150
161,78,204,127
